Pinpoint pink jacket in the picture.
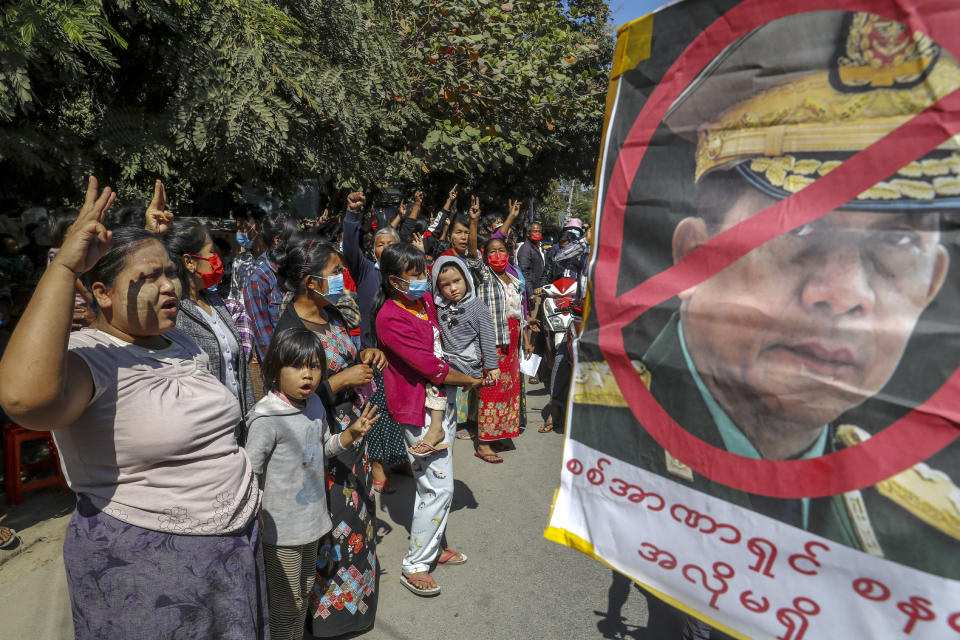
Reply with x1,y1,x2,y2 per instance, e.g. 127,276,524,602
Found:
376,293,450,425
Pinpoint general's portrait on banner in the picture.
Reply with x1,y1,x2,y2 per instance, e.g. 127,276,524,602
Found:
551,3,960,638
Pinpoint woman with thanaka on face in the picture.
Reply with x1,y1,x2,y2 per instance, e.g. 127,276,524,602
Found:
342,190,409,492
0,178,267,639
374,242,482,596
467,196,534,463
273,235,388,635
163,219,255,424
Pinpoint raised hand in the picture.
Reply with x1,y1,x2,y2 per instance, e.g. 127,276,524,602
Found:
444,183,459,209
398,199,408,217
411,232,425,253
54,176,116,276
508,198,522,219
347,191,366,212
349,402,381,438
414,189,424,205
145,180,174,234
469,195,481,221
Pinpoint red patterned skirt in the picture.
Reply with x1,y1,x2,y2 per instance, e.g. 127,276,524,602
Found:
478,317,521,441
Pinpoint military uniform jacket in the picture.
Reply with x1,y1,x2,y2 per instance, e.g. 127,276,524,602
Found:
580,314,960,579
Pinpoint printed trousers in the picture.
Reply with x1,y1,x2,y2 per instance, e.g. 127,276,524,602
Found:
401,395,456,574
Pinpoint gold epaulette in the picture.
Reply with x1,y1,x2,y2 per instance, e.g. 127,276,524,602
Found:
572,360,650,407
837,425,960,540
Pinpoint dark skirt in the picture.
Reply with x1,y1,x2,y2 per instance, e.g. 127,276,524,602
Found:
63,494,269,640
307,463,379,637
364,371,408,466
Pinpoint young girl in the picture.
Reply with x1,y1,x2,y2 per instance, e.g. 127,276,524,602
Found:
245,327,378,640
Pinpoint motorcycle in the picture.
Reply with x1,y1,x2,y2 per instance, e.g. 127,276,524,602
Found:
541,276,579,349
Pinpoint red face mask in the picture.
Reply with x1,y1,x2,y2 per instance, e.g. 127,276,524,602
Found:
190,253,224,289
487,253,509,272
530,232,543,242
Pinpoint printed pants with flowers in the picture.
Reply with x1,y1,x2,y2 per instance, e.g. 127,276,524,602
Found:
401,395,456,574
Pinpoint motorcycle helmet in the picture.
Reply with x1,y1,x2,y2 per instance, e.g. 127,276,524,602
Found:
563,217,585,238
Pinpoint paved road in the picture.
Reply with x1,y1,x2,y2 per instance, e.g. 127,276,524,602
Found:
0,385,654,640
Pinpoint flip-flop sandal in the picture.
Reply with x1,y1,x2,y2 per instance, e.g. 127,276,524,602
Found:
538,421,554,433
0,526,18,550
455,428,471,440
437,548,468,565
474,452,503,464
400,572,441,597
407,440,451,458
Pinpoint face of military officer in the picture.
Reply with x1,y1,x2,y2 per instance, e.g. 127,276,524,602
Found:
672,183,949,459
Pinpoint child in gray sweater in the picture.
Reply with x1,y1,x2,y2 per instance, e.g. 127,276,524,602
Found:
244,327,378,640
408,256,499,456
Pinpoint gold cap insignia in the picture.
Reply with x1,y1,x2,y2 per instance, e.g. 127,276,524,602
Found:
833,13,940,91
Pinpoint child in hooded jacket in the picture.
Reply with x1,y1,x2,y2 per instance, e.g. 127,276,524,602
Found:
408,255,499,456
244,327,378,640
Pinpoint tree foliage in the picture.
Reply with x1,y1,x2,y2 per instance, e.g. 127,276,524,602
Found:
0,0,612,210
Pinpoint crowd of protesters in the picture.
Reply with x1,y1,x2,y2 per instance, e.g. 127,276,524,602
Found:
0,175,590,639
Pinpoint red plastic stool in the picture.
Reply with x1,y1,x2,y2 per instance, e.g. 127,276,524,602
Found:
3,423,67,505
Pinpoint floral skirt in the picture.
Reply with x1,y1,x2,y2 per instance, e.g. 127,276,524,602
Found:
307,464,379,637
63,495,268,640
478,317,522,441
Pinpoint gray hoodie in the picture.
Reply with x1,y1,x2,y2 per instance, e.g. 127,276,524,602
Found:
244,391,347,545
430,255,499,377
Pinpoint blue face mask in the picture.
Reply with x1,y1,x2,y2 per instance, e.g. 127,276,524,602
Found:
396,277,429,300
313,273,344,304
236,232,252,249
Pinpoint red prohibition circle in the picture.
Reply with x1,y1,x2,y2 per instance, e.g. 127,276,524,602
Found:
595,0,960,498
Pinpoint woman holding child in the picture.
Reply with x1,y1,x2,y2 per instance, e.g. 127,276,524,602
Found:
274,236,386,635
374,242,483,596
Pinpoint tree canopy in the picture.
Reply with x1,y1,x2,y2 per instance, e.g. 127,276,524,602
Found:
0,0,612,210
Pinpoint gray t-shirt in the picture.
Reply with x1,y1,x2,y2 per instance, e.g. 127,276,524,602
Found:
244,392,347,545
57,328,259,534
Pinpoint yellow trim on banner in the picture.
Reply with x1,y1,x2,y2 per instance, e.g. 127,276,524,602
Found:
544,525,751,640
611,15,654,80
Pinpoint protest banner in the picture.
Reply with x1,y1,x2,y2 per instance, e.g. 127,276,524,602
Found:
546,1,960,637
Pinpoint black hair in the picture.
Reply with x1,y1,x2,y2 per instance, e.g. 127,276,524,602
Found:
213,236,232,257
277,233,339,294
449,214,471,232
48,207,79,248
559,230,578,245
82,226,162,311
262,327,327,393
321,221,343,245
260,210,287,254
0,233,17,250
107,201,148,230
162,219,211,292
370,242,427,347
481,212,503,231
231,202,267,226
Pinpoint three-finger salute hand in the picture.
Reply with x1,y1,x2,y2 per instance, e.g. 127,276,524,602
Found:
469,195,481,220
55,176,116,276
145,180,174,234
